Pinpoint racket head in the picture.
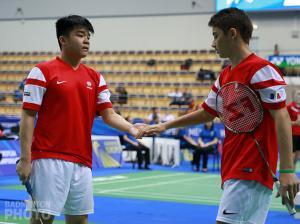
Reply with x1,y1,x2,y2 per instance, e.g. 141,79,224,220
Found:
216,82,263,133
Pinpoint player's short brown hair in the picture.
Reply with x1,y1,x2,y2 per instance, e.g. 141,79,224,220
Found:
208,8,253,44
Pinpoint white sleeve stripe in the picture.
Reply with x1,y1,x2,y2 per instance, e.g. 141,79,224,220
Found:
215,77,220,89
250,65,283,84
99,75,107,87
204,77,220,111
23,84,46,106
204,90,217,110
27,67,46,82
97,101,111,105
258,86,286,104
97,89,111,104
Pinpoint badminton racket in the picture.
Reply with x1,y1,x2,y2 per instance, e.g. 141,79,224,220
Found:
24,180,44,224
16,160,44,223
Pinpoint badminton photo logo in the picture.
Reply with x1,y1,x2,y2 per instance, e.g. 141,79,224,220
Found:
4,200,51,221
4,200,28,220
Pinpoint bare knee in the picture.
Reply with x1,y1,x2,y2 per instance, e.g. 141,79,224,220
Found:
65,214,88,224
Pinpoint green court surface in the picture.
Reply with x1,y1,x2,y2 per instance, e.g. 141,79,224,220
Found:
0,170,291,223
92,170,286,211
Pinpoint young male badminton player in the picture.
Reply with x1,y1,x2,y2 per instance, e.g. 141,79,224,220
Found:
16,15,141,224
140,8,299,224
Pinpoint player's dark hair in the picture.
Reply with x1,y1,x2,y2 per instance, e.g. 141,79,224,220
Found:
56,15,94,50
208,7,253,44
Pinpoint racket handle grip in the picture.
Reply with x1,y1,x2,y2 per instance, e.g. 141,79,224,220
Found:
16,160,32,195
25,180,33,195
275,181,296,215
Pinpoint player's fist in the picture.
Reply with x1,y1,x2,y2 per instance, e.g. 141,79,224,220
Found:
16,158,31,184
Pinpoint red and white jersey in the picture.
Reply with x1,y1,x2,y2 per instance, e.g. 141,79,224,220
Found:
23,57,112,168
287,101,300,136
202,53,286,190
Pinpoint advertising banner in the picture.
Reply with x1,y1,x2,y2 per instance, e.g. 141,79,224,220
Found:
268,55,300,68
0,136,123,176
0,140,20,176
217,0,300,12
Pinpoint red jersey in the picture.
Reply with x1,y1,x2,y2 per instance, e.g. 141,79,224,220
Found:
202,54,286,190
287,101,300,136
22,57,112,168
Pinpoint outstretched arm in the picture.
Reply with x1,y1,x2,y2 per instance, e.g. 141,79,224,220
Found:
141,109,214,137
99,108,143,137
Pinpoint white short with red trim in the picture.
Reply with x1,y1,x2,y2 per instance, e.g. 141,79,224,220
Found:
26,158,94,216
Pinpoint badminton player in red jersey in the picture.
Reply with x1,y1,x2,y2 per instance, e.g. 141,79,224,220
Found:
287,90,300,169
140,8,299,224
16,15,141,224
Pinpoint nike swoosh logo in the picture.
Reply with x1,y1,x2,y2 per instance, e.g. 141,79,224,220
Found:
57,81,67,85
223,210,237,215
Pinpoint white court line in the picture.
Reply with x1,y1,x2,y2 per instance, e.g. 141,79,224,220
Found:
106,191,221,204
0,222,18,224
99,191,285,209
93,175,128,182
179,183,220,187
93,173,187,185
107,190,221,201
94,174,284,210
95,175,218,194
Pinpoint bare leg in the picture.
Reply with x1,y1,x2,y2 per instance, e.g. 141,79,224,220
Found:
65,214,88,224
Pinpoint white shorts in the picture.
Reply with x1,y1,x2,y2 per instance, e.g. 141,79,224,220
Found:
217,179,272,224
26,159,94,216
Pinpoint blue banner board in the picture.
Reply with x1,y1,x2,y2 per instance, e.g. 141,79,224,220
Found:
268,55,300,68
0,140,20,176
0,136,122,176
217,0,300,12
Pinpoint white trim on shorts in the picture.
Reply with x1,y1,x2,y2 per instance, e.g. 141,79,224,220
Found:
216,179,272,224
26,158,94,216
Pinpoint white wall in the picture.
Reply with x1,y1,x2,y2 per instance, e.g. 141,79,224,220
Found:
0,0,299,59
0,0,214,19
0,14,213,52
251,12,300,57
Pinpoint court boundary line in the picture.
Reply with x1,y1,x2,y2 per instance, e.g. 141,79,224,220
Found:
93,172,189,185
95,175,218,194
100,191,221,203
97,191,285,210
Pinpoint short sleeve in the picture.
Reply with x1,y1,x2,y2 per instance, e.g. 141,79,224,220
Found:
96,73,113,111
22,67,47,111
201,77,220,117
250,65,286,110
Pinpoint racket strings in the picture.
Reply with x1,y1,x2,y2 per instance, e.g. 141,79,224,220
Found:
216,82,263,133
